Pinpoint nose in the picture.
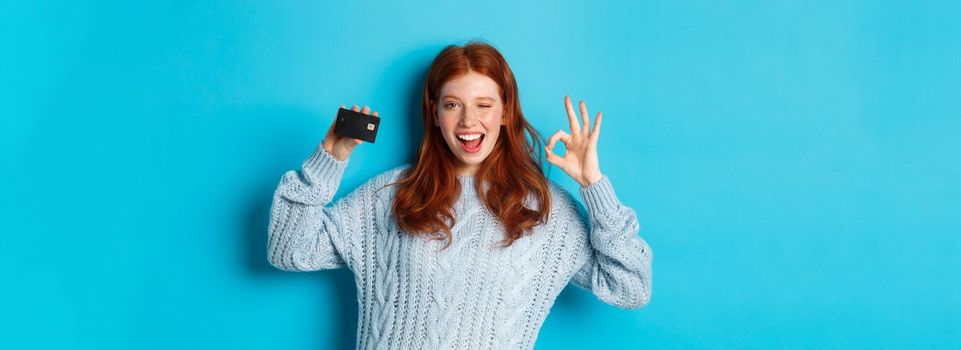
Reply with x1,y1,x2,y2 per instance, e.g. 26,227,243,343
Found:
459,107,478,127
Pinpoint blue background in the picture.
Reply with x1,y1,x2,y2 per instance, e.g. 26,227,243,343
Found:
2,1,959,349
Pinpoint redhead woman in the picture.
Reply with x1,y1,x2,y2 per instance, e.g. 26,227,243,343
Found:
268,41,652,349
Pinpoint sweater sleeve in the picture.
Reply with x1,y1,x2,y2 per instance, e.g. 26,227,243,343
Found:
568,175,653,309
267,144,377,272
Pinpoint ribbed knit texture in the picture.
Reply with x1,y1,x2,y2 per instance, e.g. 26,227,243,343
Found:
268,144,653,350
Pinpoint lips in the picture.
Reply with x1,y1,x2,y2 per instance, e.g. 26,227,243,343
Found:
456,133,485,153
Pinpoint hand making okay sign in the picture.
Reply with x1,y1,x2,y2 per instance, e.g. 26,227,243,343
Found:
545,96,604,187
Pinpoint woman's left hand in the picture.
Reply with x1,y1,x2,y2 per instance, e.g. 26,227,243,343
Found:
546,96,604,187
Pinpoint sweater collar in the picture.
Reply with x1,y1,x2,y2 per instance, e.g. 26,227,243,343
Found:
457,175,480,198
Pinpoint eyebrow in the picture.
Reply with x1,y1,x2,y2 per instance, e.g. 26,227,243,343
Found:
440,95,496,101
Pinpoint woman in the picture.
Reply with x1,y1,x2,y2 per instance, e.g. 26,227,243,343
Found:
268,41,652,349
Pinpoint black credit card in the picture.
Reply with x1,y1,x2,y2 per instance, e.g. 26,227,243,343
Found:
333,107,380,143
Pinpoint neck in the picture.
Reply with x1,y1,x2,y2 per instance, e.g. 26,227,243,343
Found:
456,162,479,177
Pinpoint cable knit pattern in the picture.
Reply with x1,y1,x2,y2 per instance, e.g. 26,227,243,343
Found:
268,144,654,349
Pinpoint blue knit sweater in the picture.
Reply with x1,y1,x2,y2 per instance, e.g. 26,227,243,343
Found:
267,144,653,349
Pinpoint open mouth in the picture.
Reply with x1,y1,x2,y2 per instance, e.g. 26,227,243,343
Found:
456,133,485,153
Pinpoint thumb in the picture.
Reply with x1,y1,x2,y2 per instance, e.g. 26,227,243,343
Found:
343,138,361,151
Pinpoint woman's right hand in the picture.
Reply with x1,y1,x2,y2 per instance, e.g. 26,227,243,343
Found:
322,105,377,161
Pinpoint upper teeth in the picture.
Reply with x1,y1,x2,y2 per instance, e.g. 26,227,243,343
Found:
457,134,482,141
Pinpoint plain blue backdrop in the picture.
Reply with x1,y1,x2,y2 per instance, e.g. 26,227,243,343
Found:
2,1,959,349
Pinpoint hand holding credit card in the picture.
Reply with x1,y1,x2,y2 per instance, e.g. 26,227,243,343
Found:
322,105,379,161
334,107,380,143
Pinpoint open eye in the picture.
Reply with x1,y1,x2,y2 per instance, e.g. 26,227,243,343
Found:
444,102,460,110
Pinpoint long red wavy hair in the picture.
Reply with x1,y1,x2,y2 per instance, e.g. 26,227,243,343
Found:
391,41,552,250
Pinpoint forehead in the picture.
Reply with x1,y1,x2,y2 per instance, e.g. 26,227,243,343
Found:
439,71,501,100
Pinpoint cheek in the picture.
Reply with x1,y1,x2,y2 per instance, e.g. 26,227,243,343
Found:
437,113,456,130
481,110,503,124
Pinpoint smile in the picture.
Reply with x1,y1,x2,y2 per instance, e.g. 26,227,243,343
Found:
456,133,485,153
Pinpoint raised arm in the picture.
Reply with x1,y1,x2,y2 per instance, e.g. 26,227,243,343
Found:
268,142,399,272
267,105,380,272
268,144,352,271
569,176,653,309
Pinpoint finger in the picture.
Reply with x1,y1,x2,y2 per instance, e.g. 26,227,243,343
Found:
546,130,571,150
351,105,360,112
590,112,602,145
564,96,580,133
579,100,590,134
372,111,379,117
361,105,371,115
544,146,562,166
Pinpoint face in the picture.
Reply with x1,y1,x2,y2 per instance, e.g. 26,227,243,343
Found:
433,71,506,176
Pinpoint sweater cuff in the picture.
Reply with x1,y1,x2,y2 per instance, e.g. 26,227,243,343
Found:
579,175,623,220
302,144,349,185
